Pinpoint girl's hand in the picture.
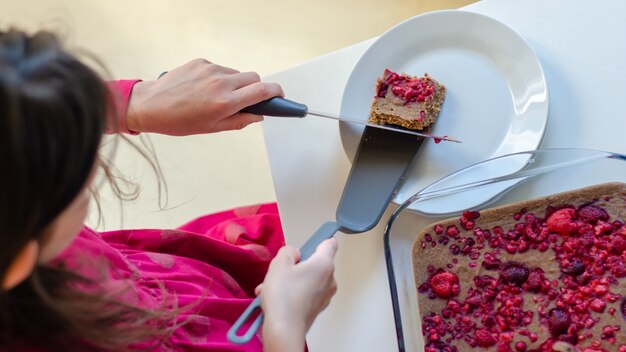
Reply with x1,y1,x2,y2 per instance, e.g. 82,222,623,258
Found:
257,238,338,352
125,59,283,135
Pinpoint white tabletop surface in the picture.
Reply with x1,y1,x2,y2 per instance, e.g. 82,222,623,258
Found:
262,0,626,351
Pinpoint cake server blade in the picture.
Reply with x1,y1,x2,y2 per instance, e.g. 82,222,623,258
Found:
228,125,426,345
242,97,461,143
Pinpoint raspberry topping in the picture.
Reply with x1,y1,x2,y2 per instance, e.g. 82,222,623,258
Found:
418,200,626,351
376,68,436,104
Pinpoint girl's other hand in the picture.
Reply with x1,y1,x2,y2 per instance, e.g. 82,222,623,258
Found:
257,238,338,352
126,59,284,135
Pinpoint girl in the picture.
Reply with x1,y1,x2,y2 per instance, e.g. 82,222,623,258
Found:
0,29,337,351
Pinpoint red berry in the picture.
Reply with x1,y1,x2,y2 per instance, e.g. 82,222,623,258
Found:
475,329,497,347
548,308,571,337
446,225,460,237
589,298,606,313
376,82,388,97
561,258,586,276
546,208,579,235
610,236,626,254
576,205,609,223
522,269,544,292
430,271,459,299
500,263,530,286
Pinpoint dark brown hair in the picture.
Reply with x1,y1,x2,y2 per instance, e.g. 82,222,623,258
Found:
0,29,176,351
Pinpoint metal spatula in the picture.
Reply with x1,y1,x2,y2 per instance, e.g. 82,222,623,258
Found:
227,122,425,344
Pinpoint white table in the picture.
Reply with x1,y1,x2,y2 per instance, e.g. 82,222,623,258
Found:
262,0,626,350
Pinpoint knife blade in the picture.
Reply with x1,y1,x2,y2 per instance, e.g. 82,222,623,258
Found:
242,97,460,143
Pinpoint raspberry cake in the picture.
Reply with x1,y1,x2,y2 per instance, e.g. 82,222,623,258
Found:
369,69,446,130
412,183,626,352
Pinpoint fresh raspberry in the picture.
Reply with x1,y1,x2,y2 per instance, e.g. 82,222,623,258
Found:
446,225,460,237
610,235,626,254
500,263,530,286
547,308,571,337
474,275,497,288
589,298,606,313
576,205,609,223
523,269,544,292
430,271,459,299
546,208,579,235
463,210,481,220
497,342,513,352
561,258,586,276
475,329,497,347
460,217,475,230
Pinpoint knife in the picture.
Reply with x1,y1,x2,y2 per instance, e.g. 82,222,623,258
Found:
157,68,459,143
242,97,460,143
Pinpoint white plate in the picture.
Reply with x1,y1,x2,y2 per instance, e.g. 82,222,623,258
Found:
339,10,549,214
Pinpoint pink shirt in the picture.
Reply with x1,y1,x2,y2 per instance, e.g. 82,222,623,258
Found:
53,82,285,350
56,204,284,351
106,80,141,134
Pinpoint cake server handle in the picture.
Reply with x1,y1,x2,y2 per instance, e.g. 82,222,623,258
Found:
227,221,342,345
241,97,308,117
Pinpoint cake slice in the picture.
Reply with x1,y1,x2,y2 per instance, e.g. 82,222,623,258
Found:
369,69,446,130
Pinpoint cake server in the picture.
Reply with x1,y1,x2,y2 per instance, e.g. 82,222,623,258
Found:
242,97,460,143
228,122,425,344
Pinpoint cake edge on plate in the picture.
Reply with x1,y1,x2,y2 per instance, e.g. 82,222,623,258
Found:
369,69,446,131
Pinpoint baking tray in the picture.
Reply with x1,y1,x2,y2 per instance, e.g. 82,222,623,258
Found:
383,149,626,351
414,182,626,351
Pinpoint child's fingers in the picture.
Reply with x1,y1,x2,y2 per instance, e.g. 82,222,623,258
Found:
214,112,264,131
300,238,337,277
254,283,263,296
231,71,262,90
232,81,284,110
273,245,301,266
311,238,338,260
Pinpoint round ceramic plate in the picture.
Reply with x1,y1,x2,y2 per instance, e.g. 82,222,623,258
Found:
339,10,549,214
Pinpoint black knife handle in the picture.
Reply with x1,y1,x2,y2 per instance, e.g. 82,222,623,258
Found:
241,97,308,118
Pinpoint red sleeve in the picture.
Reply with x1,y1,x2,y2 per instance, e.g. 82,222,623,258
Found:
106,80,142,134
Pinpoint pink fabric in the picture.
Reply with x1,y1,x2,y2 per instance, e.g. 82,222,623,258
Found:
106,80,142,134
55,203,285,351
